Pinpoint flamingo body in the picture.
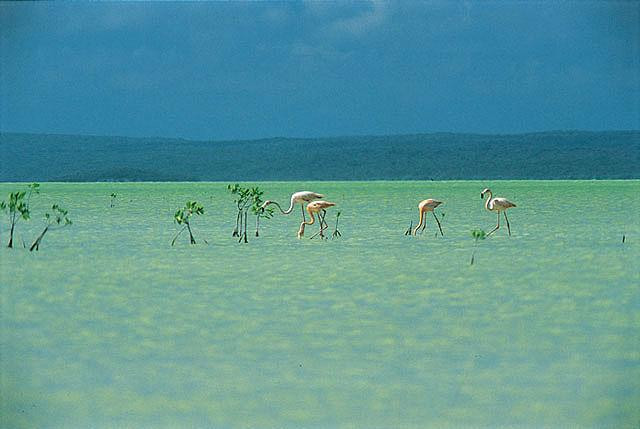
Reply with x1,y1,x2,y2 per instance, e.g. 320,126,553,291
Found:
261,191,324,213
307,200,336,211
419,199,443,212
291,191,325,205
486,197,516,211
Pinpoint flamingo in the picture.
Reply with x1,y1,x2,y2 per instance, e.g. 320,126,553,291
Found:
297,200,336,239
260,191,324,222
412,199,444,236
481,188,516,236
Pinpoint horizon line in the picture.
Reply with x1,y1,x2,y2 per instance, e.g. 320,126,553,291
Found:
1,128,639,143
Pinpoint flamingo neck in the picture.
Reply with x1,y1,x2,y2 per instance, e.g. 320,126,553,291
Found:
271,200,295,215
412,208,425,235
297,210,315,238
303,209,316,226
484,191,493,211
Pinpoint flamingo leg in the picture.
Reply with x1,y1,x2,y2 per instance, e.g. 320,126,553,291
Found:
318,210,324,238
404,220,413,236
487,211,500,236
420,213,427,234
504,211,512,236
309,220,320,239
309,210,330,240
432,211,444,236
301,203,306,223
309,211,322,239
322,210,329,238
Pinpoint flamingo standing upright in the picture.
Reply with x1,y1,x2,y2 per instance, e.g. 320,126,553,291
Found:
261,191,324,223
481,188,516,236
412,199,444,236
297,200,336,239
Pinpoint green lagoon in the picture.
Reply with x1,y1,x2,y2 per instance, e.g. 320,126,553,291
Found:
1,180,639,428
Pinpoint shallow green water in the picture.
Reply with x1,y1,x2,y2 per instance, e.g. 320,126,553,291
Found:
1,181,639,428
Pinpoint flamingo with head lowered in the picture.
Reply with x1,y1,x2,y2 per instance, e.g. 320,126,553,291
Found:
260,191,324,223
412,199,444,236
297,200,336,239
481,188,516,236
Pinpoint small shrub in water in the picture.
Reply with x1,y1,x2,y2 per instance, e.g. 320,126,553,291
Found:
332,211,342,239
470,229,487,265
30,204,72,251
229,184,273,243
251,187,274,237
26,183,40,210
1,191,30,248
228,184,251,241
172,201,204,245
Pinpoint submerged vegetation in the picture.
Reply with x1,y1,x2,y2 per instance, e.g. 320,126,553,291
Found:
172,201,205,246
30,204,72,251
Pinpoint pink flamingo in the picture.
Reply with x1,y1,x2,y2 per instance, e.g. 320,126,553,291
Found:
297,200,336,239
261,191,324,223
412,199,444,236
481,188,516,236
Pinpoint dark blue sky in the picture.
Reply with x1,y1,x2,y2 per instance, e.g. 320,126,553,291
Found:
1,1,638,140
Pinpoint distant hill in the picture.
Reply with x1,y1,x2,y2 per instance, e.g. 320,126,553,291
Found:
1,131,638,181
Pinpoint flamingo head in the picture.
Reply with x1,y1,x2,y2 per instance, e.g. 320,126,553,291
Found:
260,200,272,209
481,188,491,199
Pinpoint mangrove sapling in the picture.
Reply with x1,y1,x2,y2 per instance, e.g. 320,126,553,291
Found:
1,191,30,248
26,183,40,210
240,210,248,243
227,184,251,238
228,184,272,243
172,201,204,246
470,229,487,266
29,204,72,251
332,211,342,239
251,187,274,237
110,193,117,208
22,184,41,246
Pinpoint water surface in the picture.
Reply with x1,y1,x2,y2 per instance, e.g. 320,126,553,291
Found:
1,181,639,428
